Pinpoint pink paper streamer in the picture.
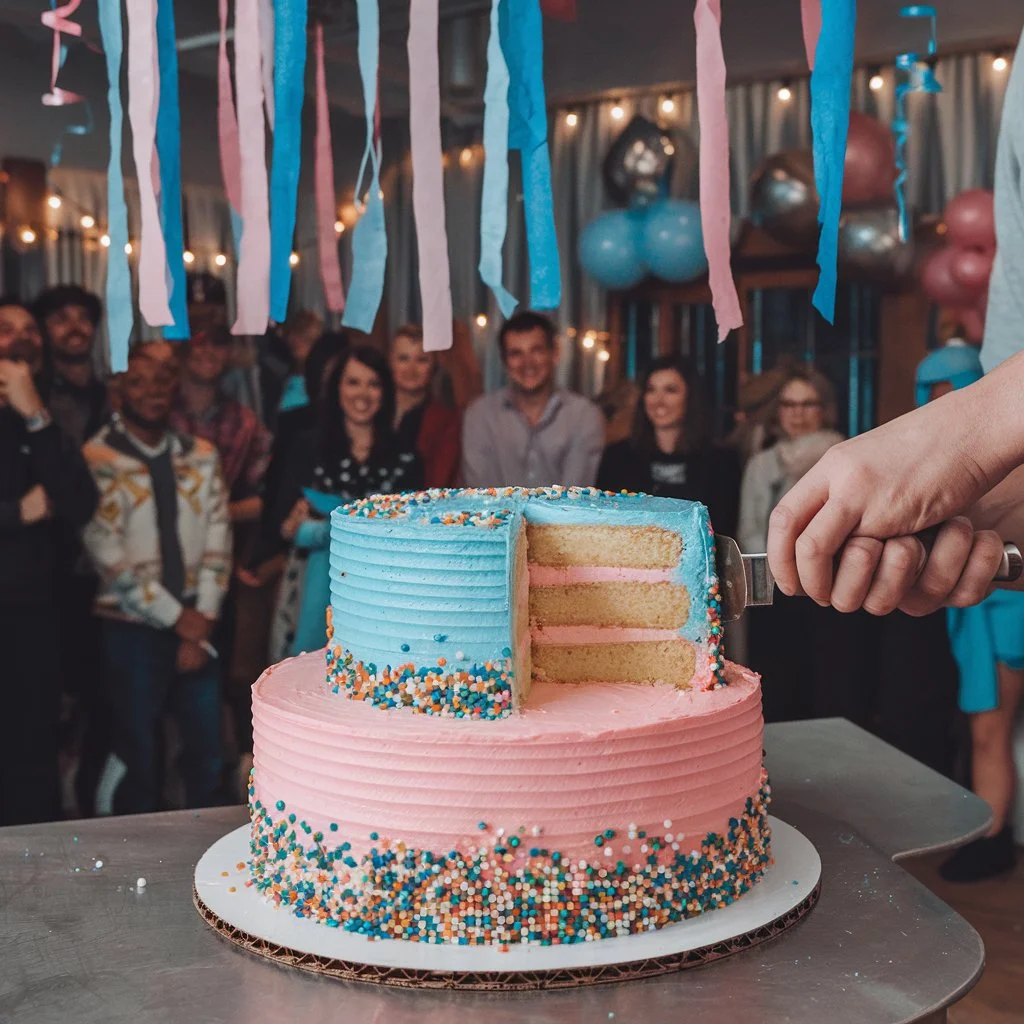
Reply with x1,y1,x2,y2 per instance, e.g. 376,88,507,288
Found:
125,0,172,326
41,0,84,106
407,0,453,352
233,0,271,334
694,0,742,341
217,0,242,213
314,25,345,314
801,0,822,70
259,0,276,130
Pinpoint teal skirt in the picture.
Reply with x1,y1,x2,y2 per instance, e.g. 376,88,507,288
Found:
947,589,1024,713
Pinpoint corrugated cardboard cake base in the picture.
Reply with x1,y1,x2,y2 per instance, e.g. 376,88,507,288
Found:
194,817,820,991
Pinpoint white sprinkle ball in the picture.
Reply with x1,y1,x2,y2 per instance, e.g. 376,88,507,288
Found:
137,877,147,889
94,859,104,870
663,819,673,829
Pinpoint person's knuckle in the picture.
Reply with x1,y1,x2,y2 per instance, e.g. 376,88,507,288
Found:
885,540,918,575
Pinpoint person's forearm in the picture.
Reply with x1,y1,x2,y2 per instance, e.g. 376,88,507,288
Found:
230,496,262,523
963,348,1024,483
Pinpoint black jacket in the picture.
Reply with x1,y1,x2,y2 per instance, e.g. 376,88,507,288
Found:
0,411,99,606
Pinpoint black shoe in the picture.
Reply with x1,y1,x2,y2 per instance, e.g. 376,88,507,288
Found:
939,825,1016,883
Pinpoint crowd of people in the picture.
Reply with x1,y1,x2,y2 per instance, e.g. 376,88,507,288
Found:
0,283,1014,878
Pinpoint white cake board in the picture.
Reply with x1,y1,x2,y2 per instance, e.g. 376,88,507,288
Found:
194,817,820,989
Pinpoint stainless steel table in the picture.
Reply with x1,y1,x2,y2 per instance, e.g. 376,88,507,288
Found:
0,719,991,1024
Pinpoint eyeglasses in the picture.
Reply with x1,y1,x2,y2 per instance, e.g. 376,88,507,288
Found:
778,399,823,411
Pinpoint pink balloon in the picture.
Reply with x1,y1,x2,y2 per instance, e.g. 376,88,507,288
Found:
843,112,896,205
920,247,983,307
943,189,996,251
949,247,994,290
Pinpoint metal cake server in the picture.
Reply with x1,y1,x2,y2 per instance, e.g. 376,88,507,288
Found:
714,535,1023,622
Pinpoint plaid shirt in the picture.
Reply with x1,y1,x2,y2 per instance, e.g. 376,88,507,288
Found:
171,396,272,502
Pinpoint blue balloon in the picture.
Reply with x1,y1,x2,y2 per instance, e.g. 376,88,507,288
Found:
641,199,708,283
578,210,647,290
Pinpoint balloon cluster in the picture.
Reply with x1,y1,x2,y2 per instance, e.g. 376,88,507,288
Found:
919,189,995,342
578,116,707,290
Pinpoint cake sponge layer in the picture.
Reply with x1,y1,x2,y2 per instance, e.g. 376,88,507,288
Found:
525,524,683,568
532,639,696,687
529,581,691,630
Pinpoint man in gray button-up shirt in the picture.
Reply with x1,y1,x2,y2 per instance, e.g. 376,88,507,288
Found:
461,311,605,488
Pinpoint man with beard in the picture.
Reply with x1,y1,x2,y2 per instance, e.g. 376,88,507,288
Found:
33,285,109,447
461,311,604,487
0,298,98,825
81,346,231,814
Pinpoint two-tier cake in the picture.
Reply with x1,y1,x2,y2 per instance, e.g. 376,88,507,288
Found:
248,487,770,946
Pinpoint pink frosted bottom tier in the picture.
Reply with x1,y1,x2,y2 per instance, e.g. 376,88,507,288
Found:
249,652,771,945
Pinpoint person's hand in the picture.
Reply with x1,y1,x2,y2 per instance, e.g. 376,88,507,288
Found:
767,395,1000,606
175,607,213,643
237,554,285,588
0,360,44,419
176,640,210,674
281,498,310,541
19,484,51,524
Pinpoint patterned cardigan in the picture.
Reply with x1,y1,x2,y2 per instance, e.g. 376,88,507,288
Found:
82,419,232,629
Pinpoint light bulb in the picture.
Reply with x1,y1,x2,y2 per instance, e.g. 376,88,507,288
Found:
289,252,300,267
582,332,596,350
993,55,1008,73
459,147,474,168
214,253,227,267
869,73,884,91
334,220,345,234
777,84,793,103
660,96,675,115
611,102,625,121
475,314,488,328
565,111,578,128
183,250,195,265
100,234,111,248
124,242,133,255
19,227,36,245
80,214,96,229
47,194,62,210
597,349,611,363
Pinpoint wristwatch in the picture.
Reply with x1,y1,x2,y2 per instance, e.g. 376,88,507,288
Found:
24,408,52,433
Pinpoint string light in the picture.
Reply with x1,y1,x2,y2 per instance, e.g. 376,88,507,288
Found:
659,96,676,115
80,214,95,229
334,220,345,234
214,253,227,267
565,111,579,128
47,194,62,210
993,53,1008,73
99,233,111,248
869,69,884,91
19,227,36,245
289,252,300,267
777,82,793,103
610,101,625,121
124,242,133,255
182,250,195,265
459,147,474,168
582,331,596,350
597,349,611,363
475,314,488,328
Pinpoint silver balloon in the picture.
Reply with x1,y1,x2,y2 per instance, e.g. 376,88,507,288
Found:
837,205,915,284
603,116,675,206
749,149,819,248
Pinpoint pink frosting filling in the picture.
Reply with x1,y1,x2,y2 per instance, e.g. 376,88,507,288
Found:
252,653,763,862
528,565,673,586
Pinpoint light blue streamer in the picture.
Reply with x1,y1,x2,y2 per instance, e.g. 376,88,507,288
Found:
155,0,189,339
98,0,133,372
478,0,517,318
342,0,388,333
501,0,560,311
269,0,308,322
809,0,856,324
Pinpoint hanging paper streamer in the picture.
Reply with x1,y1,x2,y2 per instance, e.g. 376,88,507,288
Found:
408,0,453,352
41,0,84,107
259,0,276,130
314,25,345,314
501,0,560,311
268,0,308,323
98,0,133,372
233,0,271,335
809,0,856,323
125,0,172,327
342,0,387,333
217,0,242,217
155,0,189,339
800,0,822,70
479,0,518,318
694,0,742,341
893,5,941,242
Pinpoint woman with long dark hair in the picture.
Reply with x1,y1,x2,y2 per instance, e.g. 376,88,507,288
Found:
269,344,423,660
597,355,739,535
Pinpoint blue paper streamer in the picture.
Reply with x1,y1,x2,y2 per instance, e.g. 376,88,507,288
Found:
98,0,133,372
342,0,388,333
478,0,518,318
500,0,560,311
155,0,189,339
893,6,942,241
302,487,341,517
269,0,308,323
809,0,856,324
